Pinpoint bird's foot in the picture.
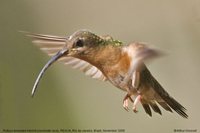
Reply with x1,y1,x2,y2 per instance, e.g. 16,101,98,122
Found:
132,95,141,113
123,94,134,111
133,106,138,113
123,98,129,111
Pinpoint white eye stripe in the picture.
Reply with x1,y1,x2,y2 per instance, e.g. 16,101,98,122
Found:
69,35,73,40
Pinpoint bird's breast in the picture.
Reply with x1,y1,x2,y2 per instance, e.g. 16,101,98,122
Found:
101,49,134,91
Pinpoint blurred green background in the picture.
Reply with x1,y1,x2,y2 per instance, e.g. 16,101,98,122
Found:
0,0,200,132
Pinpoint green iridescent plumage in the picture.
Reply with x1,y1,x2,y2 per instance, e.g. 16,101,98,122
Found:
100,35,123,46
76,30,123,47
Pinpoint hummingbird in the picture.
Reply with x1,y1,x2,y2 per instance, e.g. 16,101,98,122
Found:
23,29,188,118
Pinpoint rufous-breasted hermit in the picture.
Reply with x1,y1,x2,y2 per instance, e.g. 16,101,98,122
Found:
22,30,188,118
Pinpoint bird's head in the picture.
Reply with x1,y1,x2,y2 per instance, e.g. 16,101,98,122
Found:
65,30,105,57
30,30,122,96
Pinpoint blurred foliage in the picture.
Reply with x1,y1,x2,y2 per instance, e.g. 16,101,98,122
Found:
0,0,200,132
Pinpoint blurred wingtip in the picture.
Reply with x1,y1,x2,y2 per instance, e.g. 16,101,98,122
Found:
18,30,28,33
18,30,31,35
18,30,35,38
136,46,166,63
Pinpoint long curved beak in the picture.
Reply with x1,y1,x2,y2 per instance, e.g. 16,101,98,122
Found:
31,49,68,97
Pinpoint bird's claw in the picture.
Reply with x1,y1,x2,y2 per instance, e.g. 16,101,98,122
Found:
123,94,134,111
132,95,141,113
133,106,138,113
123,98,129,111
123,94,141,113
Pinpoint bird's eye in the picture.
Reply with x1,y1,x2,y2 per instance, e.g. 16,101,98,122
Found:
75,39,84,47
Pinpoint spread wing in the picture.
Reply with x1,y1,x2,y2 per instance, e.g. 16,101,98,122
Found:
23,32,107,81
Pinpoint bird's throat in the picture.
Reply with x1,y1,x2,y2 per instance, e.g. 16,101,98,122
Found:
76,45,131,78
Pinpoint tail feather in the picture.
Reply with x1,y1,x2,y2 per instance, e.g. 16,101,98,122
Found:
151,74,188,118
158,101,173,112
149,102,162,115
163,96,188,118
141,99,152,117
142,67,188,118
